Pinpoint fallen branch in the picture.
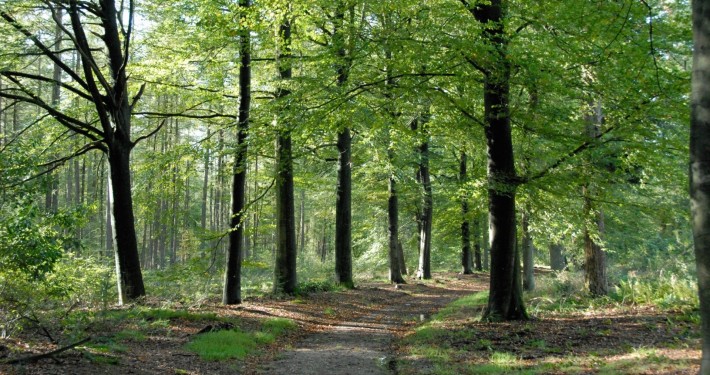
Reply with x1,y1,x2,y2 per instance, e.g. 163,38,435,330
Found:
2,337,91,365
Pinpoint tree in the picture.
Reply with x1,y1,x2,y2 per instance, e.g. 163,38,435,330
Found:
224,0,252,305
691,1,710,372
460,150,474,275
274,8,297,295
460,0,527,321
0,0,146,301
333,0,355,289
413,112,433,280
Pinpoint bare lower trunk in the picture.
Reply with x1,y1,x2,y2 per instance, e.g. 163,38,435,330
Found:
583,188,607,296
549,243,566,271
388,173,405,284
522,210,535,291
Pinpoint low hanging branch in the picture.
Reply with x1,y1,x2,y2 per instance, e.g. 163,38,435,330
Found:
1,337,91,365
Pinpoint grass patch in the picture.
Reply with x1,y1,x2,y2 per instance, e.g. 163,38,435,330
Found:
433,291,488,321
185,318,296,361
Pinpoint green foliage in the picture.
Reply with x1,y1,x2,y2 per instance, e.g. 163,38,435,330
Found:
295,279,341,296
611,272,698,308
0,202,76,280
0,254,114,339
185,318,296,361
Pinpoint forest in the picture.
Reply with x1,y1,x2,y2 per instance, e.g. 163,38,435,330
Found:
0,0,708,373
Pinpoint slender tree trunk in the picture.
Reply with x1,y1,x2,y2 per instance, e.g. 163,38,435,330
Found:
691,3,710,371
467,0,527,321
413,115,433,280
224,0,251,304
521,210,535,291
201,127,211,232
549,243,566,271
298,189,306,254
473,216,483,271
388,165,405,284
46,11,62,213
273,12,297,295
460,151,474,274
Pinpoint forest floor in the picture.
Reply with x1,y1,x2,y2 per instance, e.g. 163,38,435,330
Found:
0,272,701,374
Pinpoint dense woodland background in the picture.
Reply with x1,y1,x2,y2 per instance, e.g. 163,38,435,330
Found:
0,0,698,339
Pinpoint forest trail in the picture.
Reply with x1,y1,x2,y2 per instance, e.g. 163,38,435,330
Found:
252,275,484,375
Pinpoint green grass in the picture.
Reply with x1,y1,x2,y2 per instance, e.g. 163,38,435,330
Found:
396,281,698,375
185,318,296,361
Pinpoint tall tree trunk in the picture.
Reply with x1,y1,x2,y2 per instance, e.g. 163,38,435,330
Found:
273,12,297,295
465,0,527,321
413,115,433,280
549,243,566,271
460,151,473,274
691,2,710,371
388,163,405,284
583,101,608,296
201,127,211,232
333,1,354,288
224,0,251,305
521,210,535,291
298,189,306,254
46,11,62,213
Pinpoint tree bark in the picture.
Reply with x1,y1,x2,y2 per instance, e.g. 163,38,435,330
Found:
460,151,474,274
521,210,535,291
224,0,251,305
549,243,566,271
388,165,405,284
413,115,433,280
464,0,527,321
273,12,297,295
583,186,608,296
691,2,710,371
333,1,354,288
583,101,608,296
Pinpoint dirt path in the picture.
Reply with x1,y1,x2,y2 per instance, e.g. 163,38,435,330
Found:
252,275,484,375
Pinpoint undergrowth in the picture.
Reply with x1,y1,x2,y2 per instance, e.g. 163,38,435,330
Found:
185,318,296,361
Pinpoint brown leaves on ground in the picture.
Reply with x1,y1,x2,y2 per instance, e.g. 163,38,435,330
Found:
0,273,702,375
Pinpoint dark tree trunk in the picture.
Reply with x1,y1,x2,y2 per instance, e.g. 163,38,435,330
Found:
521,210,535,291
691,2,710,371
413,115,433,280
108,143,145,300
549,243,566,271
460,151,474,274
464,0,527,321
273,14,297,295
335,126,353,287
388,167,405,284
333,1,354,288
224,0,251,305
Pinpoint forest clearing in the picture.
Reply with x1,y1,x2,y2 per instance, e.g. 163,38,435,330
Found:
1,0,710,374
